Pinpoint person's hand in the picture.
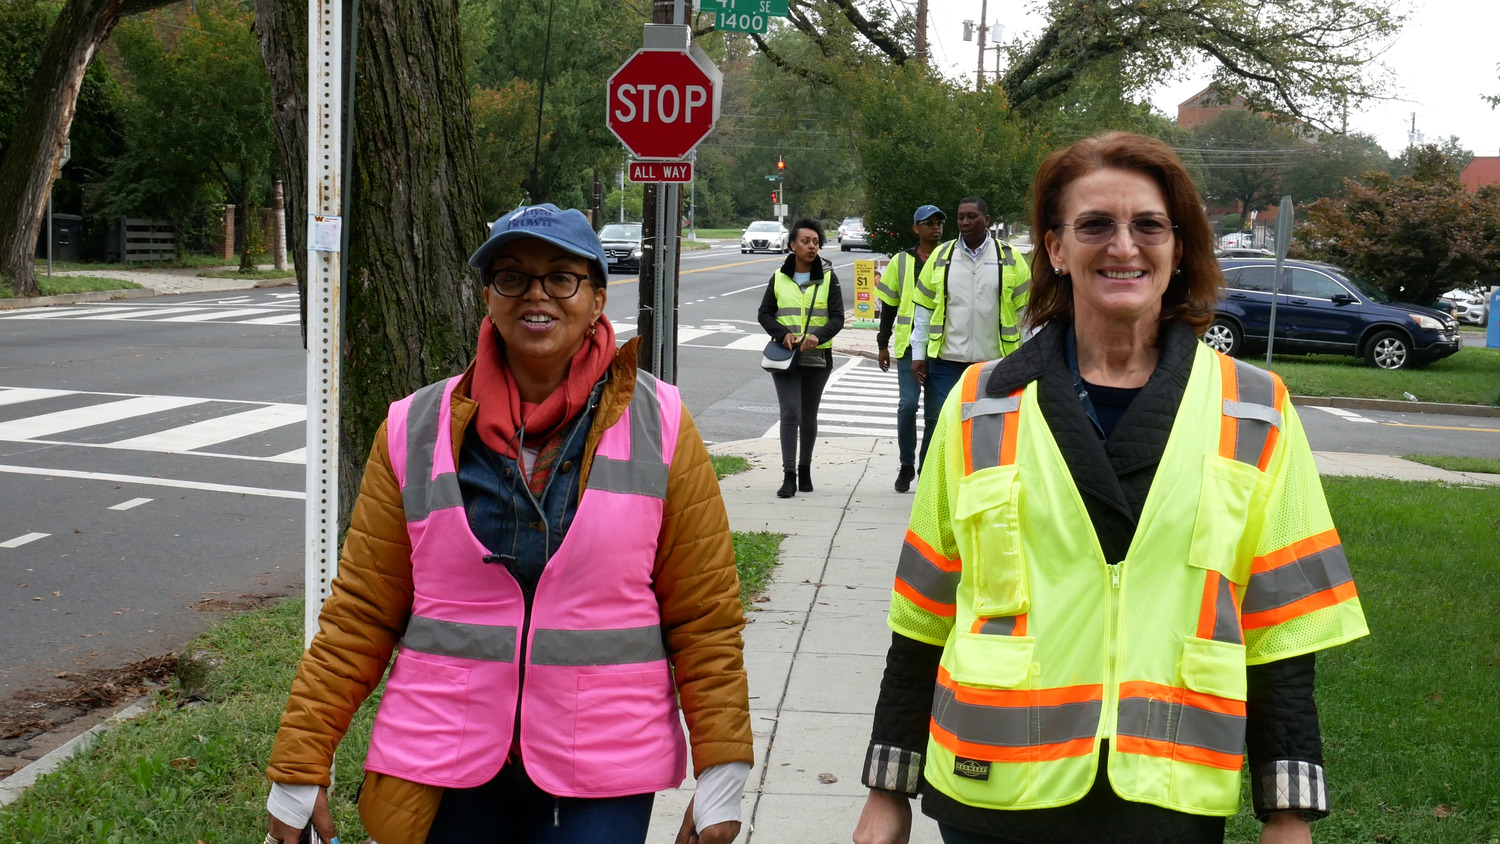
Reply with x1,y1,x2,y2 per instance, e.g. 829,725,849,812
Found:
781,333,798,350
266,786,335,843
1259,812,1312,844
911,360,927,386
878,348,890,371
852,789,912,844
674,797,741,844
799,335,819,352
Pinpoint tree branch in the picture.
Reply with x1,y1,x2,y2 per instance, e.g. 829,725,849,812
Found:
750,32,834,86
824,0,907,64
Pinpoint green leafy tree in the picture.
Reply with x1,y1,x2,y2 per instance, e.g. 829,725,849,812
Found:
472,80,539,220
604,181,644,222
1279,132,1390,204
1296,146,1500,306
1192,110,1303,214
1393,135,1472,180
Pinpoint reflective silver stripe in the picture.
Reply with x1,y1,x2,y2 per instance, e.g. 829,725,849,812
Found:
1241,543,1353,614
588,371,669,499
960,395,1021,422
1012,280,1030,298
999,324,1022,339
775,307,803,318
1000,244,1016,267
876,257,904,303
404,615,517,662
529,624,667,665
928,326,945,338
1116,695,1245,756
403,380,465,521
915,278,937,300
962,363,1011,471
895,315,912,325
1211,576,1241,644
895,541,958,607
976,616,1020,635
1227,359,1281,466
932,682,1101,749
875,280,900,301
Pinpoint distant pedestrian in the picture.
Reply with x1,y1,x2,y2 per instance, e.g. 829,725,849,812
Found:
758,217,845,498
854,133,1368,844
875,204,946,491
908,197,1030,464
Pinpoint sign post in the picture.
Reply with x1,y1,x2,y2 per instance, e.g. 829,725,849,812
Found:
607,19,721,382
1265,195,1294,371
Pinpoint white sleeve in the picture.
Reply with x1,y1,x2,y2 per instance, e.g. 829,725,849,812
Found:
267,782,319,830
911,305,932,361
693,761,751,830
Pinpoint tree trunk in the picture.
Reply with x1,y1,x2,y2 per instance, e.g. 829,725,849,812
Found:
0,0,176,297
260,0,486,528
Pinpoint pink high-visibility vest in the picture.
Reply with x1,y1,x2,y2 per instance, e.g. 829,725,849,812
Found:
364,370,687,796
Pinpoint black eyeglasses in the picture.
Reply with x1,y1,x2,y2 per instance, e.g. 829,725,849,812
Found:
1061,215,1177,246
485,269,591,299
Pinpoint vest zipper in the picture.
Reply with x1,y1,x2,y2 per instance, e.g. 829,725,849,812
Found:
1102,561,1123,742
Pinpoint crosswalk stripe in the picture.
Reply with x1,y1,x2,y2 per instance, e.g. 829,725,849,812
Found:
0,395,206,441
110,403,306,452
0,387,73,407
240,313,303,325
156,307,281,322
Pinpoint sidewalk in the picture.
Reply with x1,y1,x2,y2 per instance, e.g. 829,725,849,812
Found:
0,267,285,309
645,434,1496,842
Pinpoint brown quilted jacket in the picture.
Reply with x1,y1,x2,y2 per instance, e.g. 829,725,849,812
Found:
266,338,752,842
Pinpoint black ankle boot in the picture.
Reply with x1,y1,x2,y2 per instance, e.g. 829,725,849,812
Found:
798,465,813,492
777,471,797,498
895,463,915,493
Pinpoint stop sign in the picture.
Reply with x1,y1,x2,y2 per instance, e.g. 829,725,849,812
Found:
607,44,721,161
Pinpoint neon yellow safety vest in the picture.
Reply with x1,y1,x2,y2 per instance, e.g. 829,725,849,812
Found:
772,269,833,349
912,239,1030,360
888,343,1368,816
875,250,923,358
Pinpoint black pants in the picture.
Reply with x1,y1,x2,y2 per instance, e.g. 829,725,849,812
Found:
770,359,832,471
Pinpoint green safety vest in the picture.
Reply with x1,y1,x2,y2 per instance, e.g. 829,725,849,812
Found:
889,344,1368,815
773,269,832,349
874,250,922,358
912,238,1030,360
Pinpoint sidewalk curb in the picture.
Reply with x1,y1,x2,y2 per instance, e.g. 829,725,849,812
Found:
829,341,1499,418
0,698,153,808
0,287,157,310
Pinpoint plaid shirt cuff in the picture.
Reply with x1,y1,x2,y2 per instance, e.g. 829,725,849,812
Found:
862,742,923,795
1252,759,1330,821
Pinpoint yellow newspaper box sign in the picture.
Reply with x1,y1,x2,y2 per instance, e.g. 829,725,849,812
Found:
852,258,887,324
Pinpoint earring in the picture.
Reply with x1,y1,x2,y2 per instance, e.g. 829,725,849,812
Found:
587,321,598,337
1172,268,1182,275
1053,266,1064,276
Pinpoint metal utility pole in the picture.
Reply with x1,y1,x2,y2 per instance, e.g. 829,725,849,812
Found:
635,0,686,383
915,0,928,63
975,0,989,90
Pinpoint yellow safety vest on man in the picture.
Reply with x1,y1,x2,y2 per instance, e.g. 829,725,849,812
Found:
773,267,832,349
875,251,921,357
912,239,1030,359
888,344,1368,816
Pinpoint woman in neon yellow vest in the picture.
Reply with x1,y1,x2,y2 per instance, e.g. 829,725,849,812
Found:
854,134,1367,844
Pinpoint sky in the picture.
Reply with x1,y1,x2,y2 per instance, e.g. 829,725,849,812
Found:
921,0,1500,158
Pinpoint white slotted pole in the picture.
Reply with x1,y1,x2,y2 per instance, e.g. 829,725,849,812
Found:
305,0,343,646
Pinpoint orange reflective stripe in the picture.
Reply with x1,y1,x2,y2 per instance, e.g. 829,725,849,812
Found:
1217,352,1238,461
930,718,1096,762
959,364,983,475
938,667,1101,708
1242,579,1358,630
999,395,1019,466
1252,528,1340,575
1117,680,1245,718
905,528,960,572
1113,735,1243,772
894,578,957,617
1257,377,1287,470
1196,570,1222,641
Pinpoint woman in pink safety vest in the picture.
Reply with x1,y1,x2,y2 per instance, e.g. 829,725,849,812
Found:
264,204,752,844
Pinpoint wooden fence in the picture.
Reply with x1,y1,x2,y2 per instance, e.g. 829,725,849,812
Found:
120,218,178,262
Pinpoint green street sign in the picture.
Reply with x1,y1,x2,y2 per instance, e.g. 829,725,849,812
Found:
715,9,770,33
699,0,789,16
765,174,778,181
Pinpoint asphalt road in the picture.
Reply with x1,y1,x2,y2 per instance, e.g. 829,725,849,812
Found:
0,247,1495,716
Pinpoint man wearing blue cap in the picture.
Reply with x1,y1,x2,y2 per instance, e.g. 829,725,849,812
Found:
874,205,945,490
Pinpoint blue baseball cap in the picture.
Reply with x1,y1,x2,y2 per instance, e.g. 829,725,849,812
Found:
468,203,608,280
913,204,945,224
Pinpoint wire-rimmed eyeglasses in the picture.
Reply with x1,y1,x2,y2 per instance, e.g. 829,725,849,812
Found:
1060,215,1177,246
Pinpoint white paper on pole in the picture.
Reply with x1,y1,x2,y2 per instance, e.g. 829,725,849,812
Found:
308,215,342,252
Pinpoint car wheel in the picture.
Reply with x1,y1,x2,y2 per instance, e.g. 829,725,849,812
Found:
741,249,748,254
1202,318,1243,357
1365,330,1412,370
841,244,849,252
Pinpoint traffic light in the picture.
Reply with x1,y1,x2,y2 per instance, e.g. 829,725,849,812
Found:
776,157,785,174
771,190,779,204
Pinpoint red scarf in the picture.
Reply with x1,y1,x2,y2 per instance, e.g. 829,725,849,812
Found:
472,314,616,461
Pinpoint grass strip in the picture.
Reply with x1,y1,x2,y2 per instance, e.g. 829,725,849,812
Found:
733,530,785,606
1400,453,1500,475
1,276,143,298
1268,347,1500,406
1224,478,1500,842
710,454,750,479
197,269,296,280
686,228,742,240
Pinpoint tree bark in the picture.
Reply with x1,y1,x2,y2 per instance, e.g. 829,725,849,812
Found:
0,0,172,297
260,0,486,528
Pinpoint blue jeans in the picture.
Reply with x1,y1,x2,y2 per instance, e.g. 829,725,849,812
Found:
920,358,971,468
896,351,921,468
424,760,656,843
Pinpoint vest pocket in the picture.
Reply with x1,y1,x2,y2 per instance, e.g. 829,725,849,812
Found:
1187,455,1264,585
954,466,1029,616
1179,636,1248,701
369,652,472,770
949,631,1035,689
573,668,682,790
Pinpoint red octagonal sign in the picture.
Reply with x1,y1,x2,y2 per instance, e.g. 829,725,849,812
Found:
607,45,721,161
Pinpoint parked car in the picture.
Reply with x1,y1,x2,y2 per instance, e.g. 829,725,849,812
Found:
598,222,643,273
741,220,789,253
1206,258,1461,370
838,216,871,251
1438,289,1489,326
1216,247,1275,259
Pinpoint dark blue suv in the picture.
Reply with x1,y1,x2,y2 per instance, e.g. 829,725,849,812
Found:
1206,258,1462,369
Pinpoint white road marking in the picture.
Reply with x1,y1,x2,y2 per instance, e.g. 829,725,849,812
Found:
108,498,153,511
156,307,280,322
0,463,302,500
0,387,73,408
1313,406,1378,423
239,313,302,325
0,532,49,549
0,395,206,441
110,403,305,452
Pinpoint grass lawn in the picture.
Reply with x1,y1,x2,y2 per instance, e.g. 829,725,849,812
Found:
710,454,750,479
51,254,237,272
1,275,142,298
196,269,296,280
1401,453,1500,475
687,228,742,240
1268,347,1500,406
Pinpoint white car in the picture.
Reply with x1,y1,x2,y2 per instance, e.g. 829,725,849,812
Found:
1439,289,1489,325
741,221,789,254
838,216,870,251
